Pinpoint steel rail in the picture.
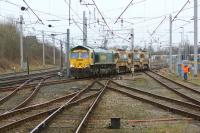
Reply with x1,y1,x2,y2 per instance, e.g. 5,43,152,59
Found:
9,78,45,111
75,80,109,133
0,67,58,79
107,85,200,121
0,79,32,104
1,76,51,114
0,92,77,120
109,80,200,111
0,92,99,132
0,67,59,81
30,80,97,133
151,70,200,94
0,78,91,92
0,69,60,87
145,71,200,105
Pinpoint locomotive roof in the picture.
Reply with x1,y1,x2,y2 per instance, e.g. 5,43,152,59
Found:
71,45,94,51
93,48,115,53
71,45,115,53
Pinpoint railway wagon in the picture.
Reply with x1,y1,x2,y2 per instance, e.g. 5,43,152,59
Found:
70,45,116,78
140,51,149,70
131,50,142,71
115,49,132,73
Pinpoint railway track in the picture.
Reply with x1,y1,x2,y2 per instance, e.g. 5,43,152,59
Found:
0,77,49,114
0,80,107,132
0,68,62,88
0,76,199,132
154,70,200,88
107,80,200,121
0,67,60,81
0,91,97,132
0,78,91,92
0,76,42,88
31,80,107,133
0,79,33,103
145,71,200,105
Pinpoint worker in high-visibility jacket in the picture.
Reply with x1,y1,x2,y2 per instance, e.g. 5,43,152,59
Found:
183,65,189,80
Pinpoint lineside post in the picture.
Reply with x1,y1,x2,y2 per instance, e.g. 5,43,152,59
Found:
60,41,63,72
83,11,87,46
20,15,24,70
66,29,70,78
52,34,56,65
42,30,45,66
169,14,173,73
131,28,134,51
194,0,198,76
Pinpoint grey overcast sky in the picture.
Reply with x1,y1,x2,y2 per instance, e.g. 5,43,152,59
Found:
0,0,199,49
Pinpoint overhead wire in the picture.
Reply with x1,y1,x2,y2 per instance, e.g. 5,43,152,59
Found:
2,0,197,30
22,0,44,25
150,16,166,36
3,0,68,21
158,21,193,41
91,0,132,42
63,0,90,42
1,0,198,47
114,0,135,24
172,0,190,22
133,3,200,26
91,0,112,33
64,0,108,45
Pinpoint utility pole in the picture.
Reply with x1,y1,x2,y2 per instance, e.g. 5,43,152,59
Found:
83,11,87,46
179,27,184,63
60,41,63,71
66,29,70,78
194,0,198,76
131,28,134,51
149,39,152,69
20,15,24,70
169,14,173,73
103,37,108,49
69,0,71,26
52,34,56,65
42,31,45,66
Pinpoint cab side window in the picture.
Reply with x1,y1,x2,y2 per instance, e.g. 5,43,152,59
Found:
94,53,99,62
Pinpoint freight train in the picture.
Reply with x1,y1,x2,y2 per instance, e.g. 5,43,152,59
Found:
70,45,149,78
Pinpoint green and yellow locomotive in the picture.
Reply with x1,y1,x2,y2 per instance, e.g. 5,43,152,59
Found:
70,45,116,78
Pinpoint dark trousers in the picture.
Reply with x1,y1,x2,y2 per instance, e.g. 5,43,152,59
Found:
184,73,188,80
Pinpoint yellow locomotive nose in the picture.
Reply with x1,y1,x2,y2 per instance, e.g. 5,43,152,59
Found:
77,62,84,68
71,59,89,69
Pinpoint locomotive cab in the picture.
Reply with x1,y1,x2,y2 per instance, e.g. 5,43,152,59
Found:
69,45,116,78
70,46,93,78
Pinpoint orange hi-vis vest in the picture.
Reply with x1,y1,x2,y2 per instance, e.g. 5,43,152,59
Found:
183,66,189,73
